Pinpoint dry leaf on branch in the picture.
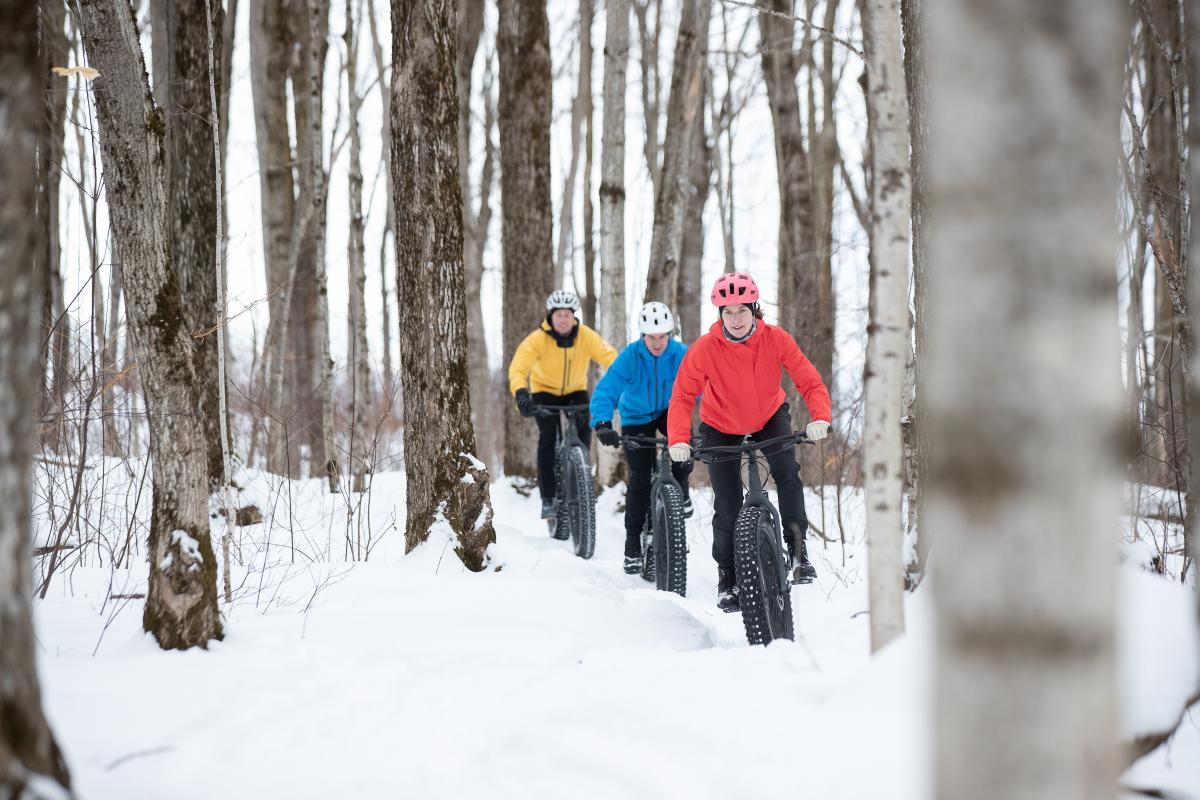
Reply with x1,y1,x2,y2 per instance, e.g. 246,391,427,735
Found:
51,65,100,80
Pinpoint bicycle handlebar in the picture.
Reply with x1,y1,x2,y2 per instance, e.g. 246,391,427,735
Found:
618,434,669,450
531,403,591,418
690,430,812,463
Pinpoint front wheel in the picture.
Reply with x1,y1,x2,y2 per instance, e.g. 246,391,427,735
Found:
562,445,596,559
651,483,688,596
734,505,794,645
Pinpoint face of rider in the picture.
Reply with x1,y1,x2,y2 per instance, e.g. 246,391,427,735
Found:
721,304,753,337
641,332,670,357
550,308,576,335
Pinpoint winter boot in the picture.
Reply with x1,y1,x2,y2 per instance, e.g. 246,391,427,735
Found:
717,566,740,613
788,539,817,585
623,534,642,574
679,484,694,518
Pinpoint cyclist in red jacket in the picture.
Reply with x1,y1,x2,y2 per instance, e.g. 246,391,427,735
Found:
666,272,832,612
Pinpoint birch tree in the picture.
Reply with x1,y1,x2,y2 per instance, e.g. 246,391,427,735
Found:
0,4,73,793
79,0,223,648
345,0,371,492
391,0,497,571
861,0,909,653
599,0,629,348
927,1,1123,797
498,0,555,480
642,0,709,309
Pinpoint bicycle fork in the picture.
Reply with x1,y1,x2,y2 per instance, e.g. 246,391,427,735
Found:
742,454,791,596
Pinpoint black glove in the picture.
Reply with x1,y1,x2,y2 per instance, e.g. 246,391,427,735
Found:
515,388,534,417
594,420,621,448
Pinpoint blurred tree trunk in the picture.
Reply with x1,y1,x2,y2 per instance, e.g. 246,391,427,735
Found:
580,0,596,327
861,0,909,653
927,1,1122,797
643,0,709,308
901,0,929,587
102,240,125,457
249,0,297,475
345,0,370,492
554,0,589,288
498,0,554,480
1187,0,1200,600
632,0,662,193
365,0,395,402
38,0,70,456
677,69,711,344
79,0,223,649
459,0,498,469
1,4,73,793
150,0,226,486
392,0,497,570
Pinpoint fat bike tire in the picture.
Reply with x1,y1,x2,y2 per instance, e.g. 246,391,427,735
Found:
564,445,596,559
550,448,569,540
734,506,794,645
651,484,688,596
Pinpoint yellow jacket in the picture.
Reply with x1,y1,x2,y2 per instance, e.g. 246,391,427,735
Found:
508,321,618,396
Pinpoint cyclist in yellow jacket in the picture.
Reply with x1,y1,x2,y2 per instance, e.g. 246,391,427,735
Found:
509,290,618,519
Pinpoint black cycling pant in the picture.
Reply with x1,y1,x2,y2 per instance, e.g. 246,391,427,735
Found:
621,412,693,547
533,390,591,500
700,403,807,571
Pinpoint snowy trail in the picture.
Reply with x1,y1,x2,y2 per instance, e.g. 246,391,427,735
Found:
31,471,1197,798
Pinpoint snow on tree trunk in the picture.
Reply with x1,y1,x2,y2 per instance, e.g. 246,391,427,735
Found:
862,0,910,653
0,5,73,793
498,0,555,480
150,0,225,487
391,0,498,571
927,1,1123,797
643,0,709,309
79,0,223,649
345,0,371,493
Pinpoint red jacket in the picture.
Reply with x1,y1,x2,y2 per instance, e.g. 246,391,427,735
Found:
667,321,832,445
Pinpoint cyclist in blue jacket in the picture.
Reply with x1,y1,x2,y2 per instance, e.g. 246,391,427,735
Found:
592,302,694,573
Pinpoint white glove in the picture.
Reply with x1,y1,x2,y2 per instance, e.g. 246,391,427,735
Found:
805,420,830,441
669,443,692,462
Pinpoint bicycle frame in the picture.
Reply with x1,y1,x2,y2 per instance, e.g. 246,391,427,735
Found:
619,434,685,509
532,403,591,455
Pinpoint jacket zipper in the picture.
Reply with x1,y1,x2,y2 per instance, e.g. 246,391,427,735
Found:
653,356,659,412
561,349,569,395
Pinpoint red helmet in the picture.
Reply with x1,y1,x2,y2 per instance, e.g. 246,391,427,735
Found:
710,272,760,307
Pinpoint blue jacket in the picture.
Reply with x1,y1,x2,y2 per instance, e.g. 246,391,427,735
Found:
590,338,688,427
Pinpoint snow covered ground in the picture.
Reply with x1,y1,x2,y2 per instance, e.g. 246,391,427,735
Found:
30,466,1200,798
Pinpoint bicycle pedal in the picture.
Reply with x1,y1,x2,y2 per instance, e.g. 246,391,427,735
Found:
790,568,814,585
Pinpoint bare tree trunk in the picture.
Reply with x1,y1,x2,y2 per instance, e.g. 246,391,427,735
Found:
102,236,125,457
365,0,395,402
80,0,223,649
458,0,497,468
345,0,370,492
249,0,297,475
1187,0,1200,598
643,0,709,308
0,5,73,793
599,0,629,347
632,0,662,192
928,1,1122,797
150,0,225,486
38,0,70,457
392,0,497,570
555,2,588,288
677,68,711,344
900,0,929,587
498,0,555,480
580,0,596,327
861,0,909,653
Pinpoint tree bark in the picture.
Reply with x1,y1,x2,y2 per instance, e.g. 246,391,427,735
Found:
38,0,70,457
150,0,225,486
900,0,929,588
498,0,555,480
632,0,662,193
345,0,370,492
580,0,596,327
861,0,910,653
392,0,497,571
79,0,223,649
365,0,395,401
599,0,629,347
249,0,297,474
643,0,709,309
927,1,1122,797
0,4,73,793
677,68,711,344
1187,0,1200,600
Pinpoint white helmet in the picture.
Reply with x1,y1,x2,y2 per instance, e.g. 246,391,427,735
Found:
638,301,675,335
546,289,581,315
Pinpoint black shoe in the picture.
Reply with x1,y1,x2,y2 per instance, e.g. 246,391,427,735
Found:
681,497,694,518
787,542,816,585
540,499,556,520
717,566,740,613
624,556,642,574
